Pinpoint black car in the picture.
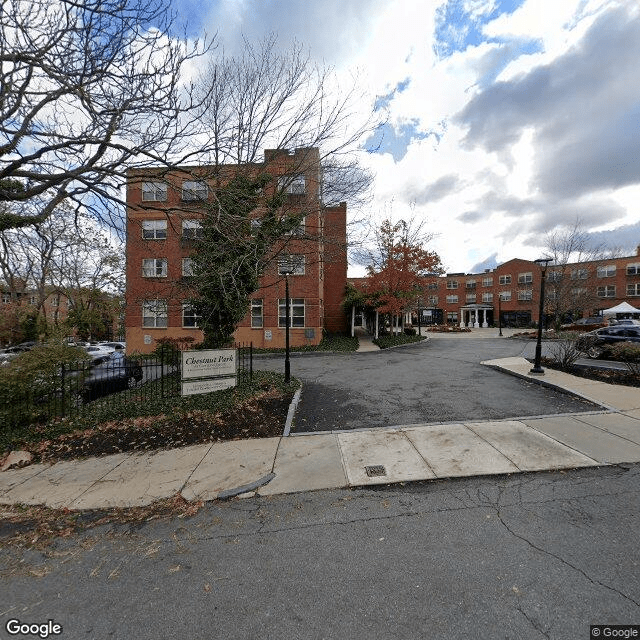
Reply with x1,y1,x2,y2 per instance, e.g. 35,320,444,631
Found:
576,326,640,358
82,352,143,401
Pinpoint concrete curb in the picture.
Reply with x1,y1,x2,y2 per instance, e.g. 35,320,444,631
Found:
284,387,302,437
217,473,276,500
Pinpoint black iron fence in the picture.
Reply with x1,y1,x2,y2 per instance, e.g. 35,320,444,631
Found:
1,344,253,431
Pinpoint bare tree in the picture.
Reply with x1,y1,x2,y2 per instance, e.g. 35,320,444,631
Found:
0,0,212,231
544,220,607,328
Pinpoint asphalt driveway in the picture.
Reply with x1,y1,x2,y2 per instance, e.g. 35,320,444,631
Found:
256,336,601,432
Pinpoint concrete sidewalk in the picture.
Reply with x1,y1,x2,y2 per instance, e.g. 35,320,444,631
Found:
1,358,639,510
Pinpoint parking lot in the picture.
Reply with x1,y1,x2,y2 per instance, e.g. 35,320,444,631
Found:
256,335,601,432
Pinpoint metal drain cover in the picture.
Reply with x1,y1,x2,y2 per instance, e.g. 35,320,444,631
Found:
365,465,387,477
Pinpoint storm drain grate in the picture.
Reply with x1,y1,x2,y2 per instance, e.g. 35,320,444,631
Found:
365,465,387,477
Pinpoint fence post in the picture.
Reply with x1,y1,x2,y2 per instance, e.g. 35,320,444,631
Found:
250,342,253,381
61,362,66,418
161,357,165,399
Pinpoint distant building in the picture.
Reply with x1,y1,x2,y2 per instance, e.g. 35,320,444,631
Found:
125,148,348,353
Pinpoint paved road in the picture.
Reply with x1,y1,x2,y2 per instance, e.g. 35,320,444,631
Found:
2,465,638,640
256,337,600,432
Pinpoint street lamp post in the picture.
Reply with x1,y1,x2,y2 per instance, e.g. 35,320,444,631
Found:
498,293,503,337
280,264,295,383
530,257,552,375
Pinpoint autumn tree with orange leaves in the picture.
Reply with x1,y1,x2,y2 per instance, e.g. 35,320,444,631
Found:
364,219,443,333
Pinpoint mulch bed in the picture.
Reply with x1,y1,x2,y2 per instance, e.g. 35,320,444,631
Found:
540,358,640,387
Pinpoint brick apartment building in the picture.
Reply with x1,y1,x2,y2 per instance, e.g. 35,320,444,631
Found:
125,148,348,353
349,247,640,330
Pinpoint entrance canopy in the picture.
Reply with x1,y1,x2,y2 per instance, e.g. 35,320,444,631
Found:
601,302,640,315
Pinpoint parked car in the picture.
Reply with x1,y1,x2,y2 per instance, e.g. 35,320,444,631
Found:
560,317,606,331
82,352,143,401
83,345,116,361
98,341,126,351
576,326,640,358
608,318,640,326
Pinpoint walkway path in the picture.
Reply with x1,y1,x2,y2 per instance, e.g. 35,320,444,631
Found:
1,357,639,510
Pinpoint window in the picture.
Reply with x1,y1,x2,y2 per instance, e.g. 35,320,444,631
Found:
182,220,203,239
518,272,533,284
142,220,167,240
446,295,458,304
446,280,458,289
626,263,640,275
141,181,167,202
182,180,208,201
278,175,306,195
547,290,557,301
29,295,37,305
517,289,533,301
285,215,306,236
597,285,616,298
427,281,438,290
51,295,60,307
482,292,493,303
482,277,493,287
278,255,305,275
182,258,194,277
571,287,587,297
499,275,511,285
278,298,305,327
597,265,616,278
466,294,476,303
446,312,458,323
182,304,200,328
251,299,263,328
500,290,512,301
465,280,476,289
548,270,562,282
571,269,588,280
428,295,438,305
627,283,640,296
142,300,167,328
1,293,10,304
142,258,167,278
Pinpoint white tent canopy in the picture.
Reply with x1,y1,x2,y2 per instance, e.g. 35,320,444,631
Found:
601,302,640,315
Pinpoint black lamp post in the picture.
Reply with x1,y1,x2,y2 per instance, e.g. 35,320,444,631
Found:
497,293,503,337
281,265,294,383
530,257,552,375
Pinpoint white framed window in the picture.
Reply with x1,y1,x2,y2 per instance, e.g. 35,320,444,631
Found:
517,289,533,301
182,303,200,328
1,293,10,304
279,175,306,195
142,300,167,328
571,269,588,280
571,287,587,296
500,290,512,301
597,285,616,298
51,295,60,307
482,292,493,303
499,275,511,285
446,312,458,323
518,272,533,284
251,299,263,328
546,290,557,301
466,294,476,303
597,265,616,278
446,280,458,289
278,298,305,327
548,270,562,282
29,295,37,305
142,258,167,278
428,295,438,305
427,281,438,290
482,277,493,287
142,219,167,240
182,258,194,277
626,263,640,276
465,280,476,289
285,215,306,236
182,180,208,201
182,219,203,239
446,295,458,304
627,283,640,296
141,181,167,202
278,255,305,275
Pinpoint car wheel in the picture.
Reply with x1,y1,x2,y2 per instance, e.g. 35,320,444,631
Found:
587,345,602,359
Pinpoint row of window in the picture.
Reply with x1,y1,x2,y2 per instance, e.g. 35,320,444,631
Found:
141,299,307,329
441,290,532,304
140,176,306,203
140,255,307,278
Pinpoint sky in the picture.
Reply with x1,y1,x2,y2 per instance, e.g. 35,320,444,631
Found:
173,0,640,276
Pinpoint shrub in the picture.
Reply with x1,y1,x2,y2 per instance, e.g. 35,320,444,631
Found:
404,327,416,336
547,331,582,370
607,342,640,377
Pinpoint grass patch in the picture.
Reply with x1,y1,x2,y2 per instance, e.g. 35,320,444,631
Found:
1,370,300,461
373,334,428,349
252,332,358,354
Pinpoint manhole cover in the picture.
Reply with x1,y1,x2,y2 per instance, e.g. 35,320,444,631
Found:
365,465,387,477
